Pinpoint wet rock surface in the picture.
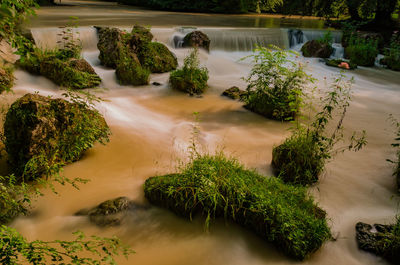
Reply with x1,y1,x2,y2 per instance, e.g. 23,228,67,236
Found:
301,40,333,58
221,86,247,100
183,31,211,51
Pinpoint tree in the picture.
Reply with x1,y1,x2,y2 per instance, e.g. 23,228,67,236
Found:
374,0,397,26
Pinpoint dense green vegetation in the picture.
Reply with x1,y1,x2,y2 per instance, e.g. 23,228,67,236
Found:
243,46,312,121
388,115,400,192
345,36,378,66
0,65,14,93
169,49,209,95
272,74,366,185
382,32,400,71
144,153,331,260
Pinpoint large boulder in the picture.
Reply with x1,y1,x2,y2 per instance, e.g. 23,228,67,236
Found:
75,197,149,226
4,94,110,180
183,31,211,52
356,222,400,263
97,27,128,68
138,42,178,73
301,40,333,58
0,66,14,93
131,25,153,42
68,58,97,74
115,58,150,86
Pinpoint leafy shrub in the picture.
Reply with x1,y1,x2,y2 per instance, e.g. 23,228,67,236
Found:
144,153,331,260
169,49,208,95
243,46,312,121
0,65,14,93
345,36,378,67
272,74,367,185
382,32,400,71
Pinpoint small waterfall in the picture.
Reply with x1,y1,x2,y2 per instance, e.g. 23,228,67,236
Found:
287,29,342,48
171,27,287,51
31,27,99,51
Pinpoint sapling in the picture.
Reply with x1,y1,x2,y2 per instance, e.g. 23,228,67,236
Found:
272,73,367,185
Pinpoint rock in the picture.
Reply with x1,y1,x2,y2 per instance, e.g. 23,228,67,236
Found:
4,94,110,180
0,66,14,93
301,40,333,58
97,27,129,68
116,59,150,86
221,86,247,100
131,25,153,42
39,57,101,89
325,59,357,70
75,197,149,226
152,82,162,86
138,42,178,73
356,221,400,263
68,58,97,74
183,31,211,52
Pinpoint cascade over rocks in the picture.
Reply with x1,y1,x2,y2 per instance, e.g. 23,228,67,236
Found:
96,25,177,86
75,197,149,226
4,93,110,181
301,40,333,58
183,31,211,52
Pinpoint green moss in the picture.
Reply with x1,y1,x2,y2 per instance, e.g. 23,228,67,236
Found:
138,42,178,73
144,154,331,260
115,58,150,86
325,59,357,70
272,133,324,186
4,93,110,181
0,66,14,93
131,25,153,42
40,58,101,89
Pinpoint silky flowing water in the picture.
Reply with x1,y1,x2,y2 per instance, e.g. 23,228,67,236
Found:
4,2,400,265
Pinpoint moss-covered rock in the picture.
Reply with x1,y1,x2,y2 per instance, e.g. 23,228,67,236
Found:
68,58,97,74
116,58,150,86
131,25,153,42
39,57,101,89
97,27,128,68
272,133,324,186
221,86,247,100
183,31,211,52
75,197,148,226
325,59,357,70
0,66,14,93
138,42,178,73
144,154,331,260
356,220,400,263
4,93,110,181
301,40,333,58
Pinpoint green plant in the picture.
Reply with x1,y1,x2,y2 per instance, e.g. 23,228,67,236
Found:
0,65,14,93
144,151,331,260
272,73,367,185
345,35,378,67
169,48,208,95
318,31,333,45
383,32,400,71
55,16,82,61
243,45,313,121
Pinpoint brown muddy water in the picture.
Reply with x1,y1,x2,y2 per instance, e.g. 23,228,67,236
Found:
4,2,400,265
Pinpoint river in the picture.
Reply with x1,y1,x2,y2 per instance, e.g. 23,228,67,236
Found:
6,1,400,265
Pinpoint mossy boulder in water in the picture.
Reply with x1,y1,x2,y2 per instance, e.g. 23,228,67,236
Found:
0,66,14,93
116,59,150,86
183,31,211,52
221,86,247,100
4,93,110,181
301,40,333,58
138,42,178,73
39,58,101,89
75,197,149,226
272,133,324,186
97,27,128,68
131,25,153,42
356,220,400,263
144,154,331,260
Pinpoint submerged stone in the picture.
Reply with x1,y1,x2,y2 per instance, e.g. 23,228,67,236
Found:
221,86,247,100
301,40,333,58
4,93,110,181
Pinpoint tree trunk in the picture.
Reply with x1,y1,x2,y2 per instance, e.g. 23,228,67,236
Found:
374,0,397,26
